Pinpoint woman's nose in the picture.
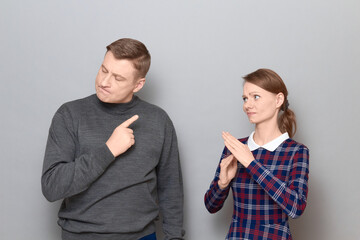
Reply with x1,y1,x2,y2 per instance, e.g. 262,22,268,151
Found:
244,100,254,110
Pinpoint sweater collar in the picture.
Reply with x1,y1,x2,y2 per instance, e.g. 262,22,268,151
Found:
248,131,289,152
92,94,140,114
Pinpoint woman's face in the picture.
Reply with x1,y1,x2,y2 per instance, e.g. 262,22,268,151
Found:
242,82,283,125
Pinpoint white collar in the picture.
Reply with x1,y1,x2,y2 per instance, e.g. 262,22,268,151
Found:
247,131,289,152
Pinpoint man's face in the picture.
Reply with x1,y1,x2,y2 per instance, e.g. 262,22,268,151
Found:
95,51,145,103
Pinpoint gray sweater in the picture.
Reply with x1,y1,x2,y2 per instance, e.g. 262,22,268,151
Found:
42,95,184,240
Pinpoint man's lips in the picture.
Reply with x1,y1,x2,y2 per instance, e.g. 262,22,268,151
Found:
98,87,110,94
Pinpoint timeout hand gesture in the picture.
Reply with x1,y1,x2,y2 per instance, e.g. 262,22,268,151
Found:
222,132,255,168
106,115,139,157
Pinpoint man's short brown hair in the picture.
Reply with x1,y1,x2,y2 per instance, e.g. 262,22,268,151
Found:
106,38,151,79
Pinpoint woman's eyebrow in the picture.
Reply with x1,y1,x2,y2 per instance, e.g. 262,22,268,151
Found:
243,92,260,98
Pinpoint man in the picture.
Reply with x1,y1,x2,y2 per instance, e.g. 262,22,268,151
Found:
42,38,184,240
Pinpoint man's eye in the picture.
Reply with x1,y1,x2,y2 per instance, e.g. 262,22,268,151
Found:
243,97,248,102
254,95,260,100
102,67,107,73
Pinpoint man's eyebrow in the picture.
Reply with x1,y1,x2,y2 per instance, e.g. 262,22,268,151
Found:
101,65,126,79
113,72,126,80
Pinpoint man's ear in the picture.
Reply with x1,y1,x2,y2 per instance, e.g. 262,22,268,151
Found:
276,92,285,108
133,78,146,93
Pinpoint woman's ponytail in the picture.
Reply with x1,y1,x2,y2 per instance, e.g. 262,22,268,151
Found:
278,100,296,138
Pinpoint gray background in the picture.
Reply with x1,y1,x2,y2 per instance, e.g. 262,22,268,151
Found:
1,0,359,239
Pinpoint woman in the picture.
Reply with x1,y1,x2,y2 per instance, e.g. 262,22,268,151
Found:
204,69,309,240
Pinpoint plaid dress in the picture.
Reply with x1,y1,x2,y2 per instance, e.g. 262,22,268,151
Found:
204,135,309,240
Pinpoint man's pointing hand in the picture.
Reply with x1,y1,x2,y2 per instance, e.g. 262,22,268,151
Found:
106,115,139,157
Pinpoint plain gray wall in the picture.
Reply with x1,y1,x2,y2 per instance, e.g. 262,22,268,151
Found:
1,0,359,239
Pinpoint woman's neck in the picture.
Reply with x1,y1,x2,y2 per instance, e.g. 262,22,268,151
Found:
254,121,282,146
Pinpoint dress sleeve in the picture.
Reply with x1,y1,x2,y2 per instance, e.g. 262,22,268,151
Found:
156,117,185,240
41,108,115,202
204,147,232,214
246,146,309,218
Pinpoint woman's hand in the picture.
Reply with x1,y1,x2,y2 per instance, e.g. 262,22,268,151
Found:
222,132,255,168
218,155,238,189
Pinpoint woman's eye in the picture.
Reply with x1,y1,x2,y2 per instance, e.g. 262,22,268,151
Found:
254,95,260,100
243,97,248,102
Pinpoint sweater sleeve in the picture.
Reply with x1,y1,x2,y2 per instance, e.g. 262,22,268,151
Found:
156,117,185,240
204,147,232,214
246,146,309,219
41,108,115,202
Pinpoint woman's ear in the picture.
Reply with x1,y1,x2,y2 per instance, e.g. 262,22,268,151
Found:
276,92,285,108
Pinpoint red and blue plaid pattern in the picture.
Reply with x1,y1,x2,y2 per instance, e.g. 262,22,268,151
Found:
204,137,309,240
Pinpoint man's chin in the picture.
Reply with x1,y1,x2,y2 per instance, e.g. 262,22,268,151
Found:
96,92,112,103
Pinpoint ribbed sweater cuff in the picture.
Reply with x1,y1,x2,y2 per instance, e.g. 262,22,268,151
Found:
92,144,115,171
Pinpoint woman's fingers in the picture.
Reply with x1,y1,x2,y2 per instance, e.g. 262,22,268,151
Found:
222,132,244,149
221,131,255,168
221,155,234,168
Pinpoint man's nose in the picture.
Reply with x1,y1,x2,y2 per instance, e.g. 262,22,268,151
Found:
100,74,111,87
